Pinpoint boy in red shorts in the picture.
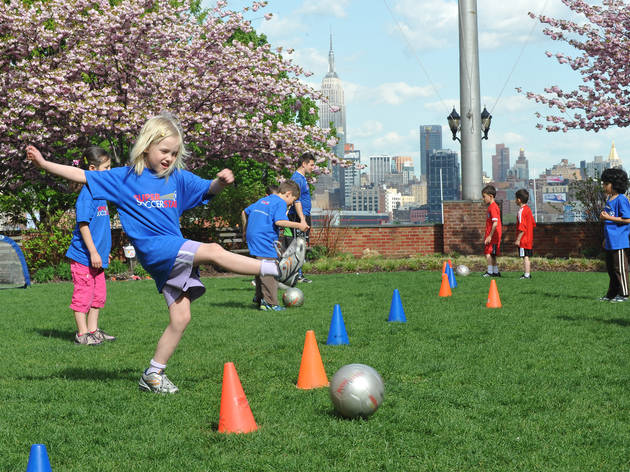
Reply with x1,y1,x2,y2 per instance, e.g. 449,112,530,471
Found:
482,185,502,277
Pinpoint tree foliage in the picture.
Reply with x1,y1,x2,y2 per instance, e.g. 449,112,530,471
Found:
524,0,630,133
0,0,335,228
570,176,605,222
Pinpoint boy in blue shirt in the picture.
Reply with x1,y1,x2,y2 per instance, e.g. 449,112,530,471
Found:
599,168,630,302
288,152,315,283
242,181,309,311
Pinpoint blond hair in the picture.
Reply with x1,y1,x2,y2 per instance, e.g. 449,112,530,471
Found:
129,113,189,177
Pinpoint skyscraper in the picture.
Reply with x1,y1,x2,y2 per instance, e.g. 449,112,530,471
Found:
427,149,460,222
514,148,529,181
341,148,361,209
319,34,346,160
419,125,442,179
369,155,391,185
492,144,510,182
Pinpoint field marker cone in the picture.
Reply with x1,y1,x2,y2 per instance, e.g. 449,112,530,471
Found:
439,273,452,297
26,444,52,472
388,289,407,322
446,263,458,288
327,304,349,345
486,279,502,308
297,330,329,389
441,260,447,274
218,362,258,434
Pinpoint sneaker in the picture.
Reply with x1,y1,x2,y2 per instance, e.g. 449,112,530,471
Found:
519,274,531,279
297,276,313,284
277,281,289,290
277,238,306,286
139,370,179,394
93,329,116,342
482,272,493,277
252,296,261,305
259,300,286,311
599,296,612,301
74,332,103,346
611,295,628,303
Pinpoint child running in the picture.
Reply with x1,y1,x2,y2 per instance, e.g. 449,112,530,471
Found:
599,168,630,302
66,147,115,345
26,113,303,394
242,180,309,311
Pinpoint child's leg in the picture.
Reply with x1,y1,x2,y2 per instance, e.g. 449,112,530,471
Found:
74,311,89,335
88,268,107,332
260,271,279,306
612,248,629,297
485,253,493,273
523,256,531,275
152,294,192,365
87,308,100,333
193,243,262,275
605,250,617,298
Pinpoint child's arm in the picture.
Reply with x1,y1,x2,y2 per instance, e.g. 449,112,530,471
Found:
484,221,498,245
600,211,630,224
207,168,234,196
514,230,524,246
26,145,86,183
293,201,306,224
241,211,248,243
276,219,309,232
78,223,103,269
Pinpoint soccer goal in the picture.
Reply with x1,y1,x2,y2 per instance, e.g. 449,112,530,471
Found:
0,235,31,289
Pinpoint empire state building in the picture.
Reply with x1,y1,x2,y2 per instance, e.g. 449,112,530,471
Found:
319,34,346,159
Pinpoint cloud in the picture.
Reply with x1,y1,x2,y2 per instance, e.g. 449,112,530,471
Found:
297,0,351,18
257,12,305,39
374,82,434,105
351,120,384,139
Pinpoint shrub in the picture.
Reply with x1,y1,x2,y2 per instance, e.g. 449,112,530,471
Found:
54,262,72,281
106,259,129,277
22,213,73,270
32,267,56,284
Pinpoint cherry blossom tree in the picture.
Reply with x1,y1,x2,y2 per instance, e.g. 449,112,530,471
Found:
0,0,336,228
523,0,630,133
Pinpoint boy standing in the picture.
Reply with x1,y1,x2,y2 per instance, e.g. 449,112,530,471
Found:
599,168,630,302
242,181,309,311
482,185,502,277
289,152,316,283
514,188,536,279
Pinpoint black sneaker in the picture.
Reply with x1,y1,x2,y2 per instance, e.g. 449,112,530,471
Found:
482,272,493,277
297,276,312,284
611,295,628,303
519,274,531,280
599,296,612,301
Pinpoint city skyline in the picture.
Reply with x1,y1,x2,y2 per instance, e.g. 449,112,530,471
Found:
211,0,630,180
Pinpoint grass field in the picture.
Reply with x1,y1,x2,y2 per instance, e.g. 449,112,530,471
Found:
1,270,629,471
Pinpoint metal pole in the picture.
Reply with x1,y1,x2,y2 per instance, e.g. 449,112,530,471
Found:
459,0,483,200
440,168,444,224
533,178,538,222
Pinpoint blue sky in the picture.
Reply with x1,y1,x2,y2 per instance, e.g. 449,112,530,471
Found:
209,0,629,179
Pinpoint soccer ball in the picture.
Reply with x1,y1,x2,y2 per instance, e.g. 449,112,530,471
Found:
455,264,470,276
329,364,384,419
282,287,304,307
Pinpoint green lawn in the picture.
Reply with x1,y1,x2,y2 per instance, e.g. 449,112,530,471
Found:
1,271,629,471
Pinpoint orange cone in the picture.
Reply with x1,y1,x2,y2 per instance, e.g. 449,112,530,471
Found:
448,259,453,269
486,279,502,308
441,261,447,274
438,273,452,297
297,330,329,389
218,362,258,434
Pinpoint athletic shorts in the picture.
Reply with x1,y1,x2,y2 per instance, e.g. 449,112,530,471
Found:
69,260,106,313
484,243,500,256
162,240,205,307
519,248,533,258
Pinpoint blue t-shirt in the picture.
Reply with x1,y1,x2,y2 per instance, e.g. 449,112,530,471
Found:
65,186,112,268
85,167,212,291
245,194,289,258
604,193,630,250
288,171,311,216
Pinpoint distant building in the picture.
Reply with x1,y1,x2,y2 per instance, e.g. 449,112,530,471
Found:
513,148,529,181
347,185,380,212
318,33,346,161
427,149,460,222
419,125,442,179
492,144,510,182
369,155,391,185
340,147,361,209
393,155,413,173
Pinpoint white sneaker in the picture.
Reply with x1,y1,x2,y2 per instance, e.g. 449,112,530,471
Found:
276,237,306,286
139,370,179,394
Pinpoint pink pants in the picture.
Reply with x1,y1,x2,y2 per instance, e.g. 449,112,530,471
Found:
69,261,107,313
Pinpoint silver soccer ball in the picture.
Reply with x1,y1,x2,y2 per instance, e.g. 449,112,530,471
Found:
455,264,470,277
329,364,384,419
282,287,304,307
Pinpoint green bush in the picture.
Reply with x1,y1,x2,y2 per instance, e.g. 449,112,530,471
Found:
23,214,73,270
105,259,129,277
54,262,72,281
133,264,149,278
32,267,56,284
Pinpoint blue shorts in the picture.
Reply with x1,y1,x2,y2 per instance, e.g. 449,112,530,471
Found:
162,240,205,307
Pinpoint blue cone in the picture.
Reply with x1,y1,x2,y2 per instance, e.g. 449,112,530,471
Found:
446,263,458,288
327,304,349,345
26,444,52,472
388,289,407,322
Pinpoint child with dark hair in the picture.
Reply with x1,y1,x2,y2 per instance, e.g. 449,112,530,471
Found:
288,152,315,283
481,185,502,277
65,146,115,345
599,168,630,302
514,188,536,279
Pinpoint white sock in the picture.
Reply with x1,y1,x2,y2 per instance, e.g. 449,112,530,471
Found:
260,259,279,277
487,265,493,273
524,272,530,277
146,359,166,375
493,266,499,273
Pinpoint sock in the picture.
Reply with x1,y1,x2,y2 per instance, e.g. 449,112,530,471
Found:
487,265,493,273
524,272,530,277
146,359,166,375
260,259,279,277
493,266,499,273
